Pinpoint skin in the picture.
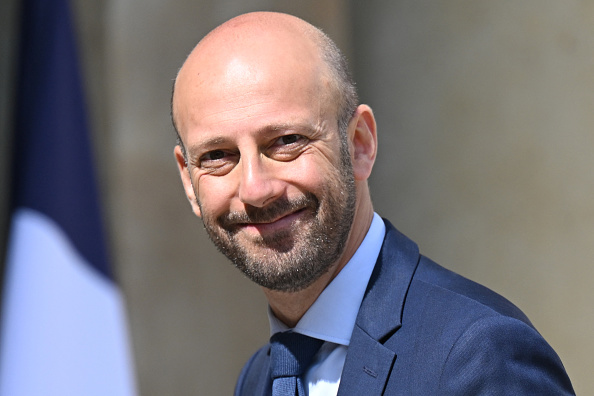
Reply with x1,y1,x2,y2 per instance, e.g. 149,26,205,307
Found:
172,12,378,327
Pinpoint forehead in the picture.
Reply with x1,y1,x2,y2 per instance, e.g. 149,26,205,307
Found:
173,26,337,142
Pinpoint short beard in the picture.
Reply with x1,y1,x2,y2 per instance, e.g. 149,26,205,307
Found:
199,140,356,292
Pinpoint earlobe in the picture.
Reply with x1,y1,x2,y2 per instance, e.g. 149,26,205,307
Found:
174,145,202,217
349,104,378,181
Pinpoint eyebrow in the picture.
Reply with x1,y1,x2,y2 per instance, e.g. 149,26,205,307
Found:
187,137,230,159
258,122,315,134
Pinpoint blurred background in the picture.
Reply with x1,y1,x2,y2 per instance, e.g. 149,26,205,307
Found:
2,0,593,395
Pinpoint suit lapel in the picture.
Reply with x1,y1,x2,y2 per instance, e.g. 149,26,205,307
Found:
337,326,397,396
338,219,420,395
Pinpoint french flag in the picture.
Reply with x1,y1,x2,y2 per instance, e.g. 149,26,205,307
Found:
0,0,137,394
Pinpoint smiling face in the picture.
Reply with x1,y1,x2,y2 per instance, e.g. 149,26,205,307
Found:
196,127,356,292
173,13,375,292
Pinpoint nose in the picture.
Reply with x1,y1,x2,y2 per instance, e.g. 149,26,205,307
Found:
238,154,282,208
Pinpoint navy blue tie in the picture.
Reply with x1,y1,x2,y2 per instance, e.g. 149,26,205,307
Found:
269,331,324,396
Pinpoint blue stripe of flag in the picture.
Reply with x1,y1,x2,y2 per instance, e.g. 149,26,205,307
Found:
12,0,110,278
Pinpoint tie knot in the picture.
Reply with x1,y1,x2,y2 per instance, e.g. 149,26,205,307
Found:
269,332,324,379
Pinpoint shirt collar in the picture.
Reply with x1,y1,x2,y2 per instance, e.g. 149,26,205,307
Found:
268,213,386,345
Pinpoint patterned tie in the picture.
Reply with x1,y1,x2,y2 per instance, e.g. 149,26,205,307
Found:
269,331,324,396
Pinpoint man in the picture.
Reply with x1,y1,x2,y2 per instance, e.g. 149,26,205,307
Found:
171,11,574,395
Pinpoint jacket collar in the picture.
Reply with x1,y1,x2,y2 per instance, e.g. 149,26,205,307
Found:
357,218,420,341
337,219,420,395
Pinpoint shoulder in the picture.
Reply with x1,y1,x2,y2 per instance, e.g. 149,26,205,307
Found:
234,345,271,396
391,256,574,394
412,256,532,325
438,313,574,394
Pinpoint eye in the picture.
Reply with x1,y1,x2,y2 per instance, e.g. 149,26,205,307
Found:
279,134,299,145
197,149,238,175
203,150,226,161
267,134,309,161
273,134,308,148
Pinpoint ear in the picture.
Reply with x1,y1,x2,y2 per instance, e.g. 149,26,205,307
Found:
348,104,378,181
174,145,202,217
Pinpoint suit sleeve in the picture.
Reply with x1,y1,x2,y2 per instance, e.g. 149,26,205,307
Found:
438,315,575,395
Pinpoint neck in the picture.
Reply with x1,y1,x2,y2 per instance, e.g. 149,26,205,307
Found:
263,193,375,328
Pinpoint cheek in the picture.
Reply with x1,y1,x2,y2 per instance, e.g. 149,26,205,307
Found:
195,177,236,216
285,153,337,193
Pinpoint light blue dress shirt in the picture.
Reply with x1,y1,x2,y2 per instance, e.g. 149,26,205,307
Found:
268,213,386,395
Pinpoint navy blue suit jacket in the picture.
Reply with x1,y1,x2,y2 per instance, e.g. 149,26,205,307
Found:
235,220,574,395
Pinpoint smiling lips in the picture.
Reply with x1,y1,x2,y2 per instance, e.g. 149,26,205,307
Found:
218,192,319,236
239,208,307,235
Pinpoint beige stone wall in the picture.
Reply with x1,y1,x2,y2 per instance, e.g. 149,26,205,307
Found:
74,1,593,394
351,3,594,394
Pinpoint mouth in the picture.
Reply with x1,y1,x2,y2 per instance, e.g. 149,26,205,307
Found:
239,208,307,235
218,192,319,237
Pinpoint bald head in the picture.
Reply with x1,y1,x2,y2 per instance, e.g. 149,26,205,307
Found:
171,12,358,156
171,12,378,295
